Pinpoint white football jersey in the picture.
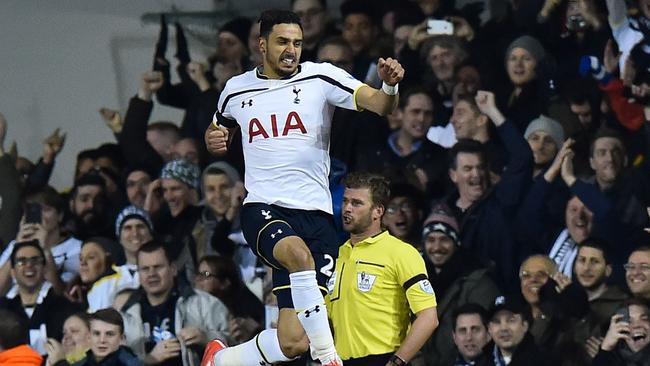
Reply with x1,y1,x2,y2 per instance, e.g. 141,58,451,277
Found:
213,62,365,214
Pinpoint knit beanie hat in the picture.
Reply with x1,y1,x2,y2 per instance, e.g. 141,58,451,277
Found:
160,159,200,190
524,115,565,149
422,205,460,245
505,35,546,66
220,17,252,47
115,205,154,238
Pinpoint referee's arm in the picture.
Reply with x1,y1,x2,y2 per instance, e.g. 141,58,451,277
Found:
355,57,404,116
390,306,438,365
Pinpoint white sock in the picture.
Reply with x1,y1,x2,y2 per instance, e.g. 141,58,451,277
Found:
214,329,293,365
290,270,339,363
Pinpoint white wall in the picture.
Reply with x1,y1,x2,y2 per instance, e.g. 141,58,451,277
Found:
0,0,292,189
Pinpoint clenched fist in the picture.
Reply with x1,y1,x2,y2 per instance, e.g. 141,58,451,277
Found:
205,124,230,156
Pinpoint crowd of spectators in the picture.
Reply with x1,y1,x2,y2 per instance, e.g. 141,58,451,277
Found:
1,0,650,364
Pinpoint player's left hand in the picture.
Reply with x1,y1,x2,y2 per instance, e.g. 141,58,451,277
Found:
377,57,404,86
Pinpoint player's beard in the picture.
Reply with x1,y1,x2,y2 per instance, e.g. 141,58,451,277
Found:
266,51,298,77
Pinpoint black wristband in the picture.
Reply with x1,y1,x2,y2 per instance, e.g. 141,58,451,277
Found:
389,354,406,366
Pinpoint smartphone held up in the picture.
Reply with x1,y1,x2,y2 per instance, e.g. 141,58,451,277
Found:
427,19,454,35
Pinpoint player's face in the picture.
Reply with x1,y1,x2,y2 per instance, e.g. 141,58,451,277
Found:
260,23,303,78
342,187,382,235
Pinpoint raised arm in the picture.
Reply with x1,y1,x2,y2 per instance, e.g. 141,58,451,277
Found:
120,71,166,173
355,57,404,116
24,129,66,193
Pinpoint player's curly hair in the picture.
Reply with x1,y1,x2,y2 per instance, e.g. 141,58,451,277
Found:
259,10,302,38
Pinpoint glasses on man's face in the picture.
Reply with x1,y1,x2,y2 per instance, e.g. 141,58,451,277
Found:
624,263,650,272
519,270,550,282
15,256,46,267
195,271,218,281
385,203,415,215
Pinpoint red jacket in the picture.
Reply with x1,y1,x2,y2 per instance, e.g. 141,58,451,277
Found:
0,345,43,366
601,78,645,131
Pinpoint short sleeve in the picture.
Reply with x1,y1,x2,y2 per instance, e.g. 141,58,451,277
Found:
319,63,365,111
212,83,238,128
395,245,437,314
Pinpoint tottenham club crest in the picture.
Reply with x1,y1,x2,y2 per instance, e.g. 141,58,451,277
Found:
357,271,377,292
293,86,301,104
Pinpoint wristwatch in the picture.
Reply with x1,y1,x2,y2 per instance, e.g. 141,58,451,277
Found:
389,354,406,366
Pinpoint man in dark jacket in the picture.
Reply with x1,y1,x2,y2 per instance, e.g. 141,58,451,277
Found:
476,295,548,366
355,87,448,200
572,239,629,347
593,299,650,366
0,241,81,355
443,91,533,291
450,303,491,366
54,308,142,366
420,206,500,366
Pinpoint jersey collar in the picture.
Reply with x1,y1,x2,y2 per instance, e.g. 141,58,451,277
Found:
346,230,389,247
255,64,302,80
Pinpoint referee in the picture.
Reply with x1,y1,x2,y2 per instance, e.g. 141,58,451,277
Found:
328,172,438,365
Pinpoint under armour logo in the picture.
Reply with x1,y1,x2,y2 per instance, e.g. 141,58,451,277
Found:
304,305,320,318
241,99,253,108
270,229,283,239
292,86,301,104
261,210,272,219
